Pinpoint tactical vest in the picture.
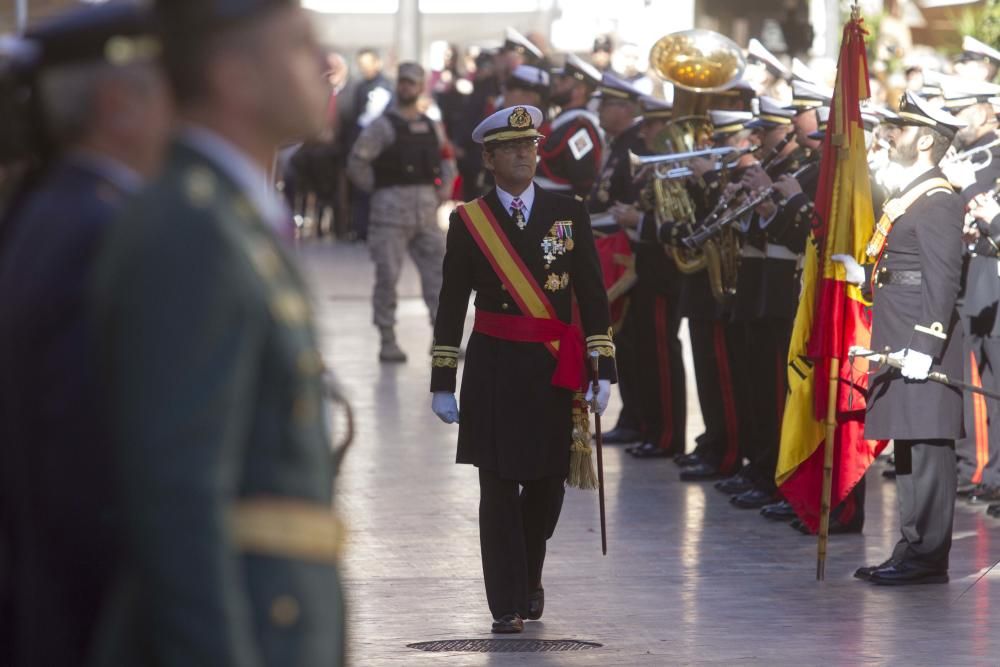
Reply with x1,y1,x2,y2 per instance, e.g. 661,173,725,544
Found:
373,112,441,188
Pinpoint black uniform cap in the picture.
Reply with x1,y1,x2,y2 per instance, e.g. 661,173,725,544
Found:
552,53,601,89
887,90,967,139
25,1,157,69
502,27,543,65
593,72,642,102
155,0,298,36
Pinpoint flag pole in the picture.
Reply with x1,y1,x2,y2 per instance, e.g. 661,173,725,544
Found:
817,356,839,581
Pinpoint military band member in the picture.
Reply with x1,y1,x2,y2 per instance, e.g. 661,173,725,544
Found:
503,64,550,110
955,35,1000,84
839,92,966,585
430,105,616,633
501,27,546,76
614,95,687,459
588,73,645,445
940,85,1000,503
89,1,346,663
669,111,754,482
347,61,455,363
535,54,604,198
0,6,170,665
716,101,801,506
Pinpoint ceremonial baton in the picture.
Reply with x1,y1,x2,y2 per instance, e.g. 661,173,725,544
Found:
848,346,1000,401
589,351,608,556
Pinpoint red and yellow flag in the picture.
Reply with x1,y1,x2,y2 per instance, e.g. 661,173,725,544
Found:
776,12,888,530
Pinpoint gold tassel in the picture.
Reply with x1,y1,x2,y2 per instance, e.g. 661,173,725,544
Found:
566,392,598,490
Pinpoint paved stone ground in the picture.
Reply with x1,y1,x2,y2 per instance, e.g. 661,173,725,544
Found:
301,241,1000,666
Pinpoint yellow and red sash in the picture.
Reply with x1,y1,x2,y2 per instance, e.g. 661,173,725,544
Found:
457,198,584,390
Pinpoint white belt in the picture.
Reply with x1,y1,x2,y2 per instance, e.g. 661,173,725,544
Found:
766,244,799,261
740,244,799,261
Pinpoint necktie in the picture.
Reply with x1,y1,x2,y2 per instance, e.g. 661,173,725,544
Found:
510,197,527,230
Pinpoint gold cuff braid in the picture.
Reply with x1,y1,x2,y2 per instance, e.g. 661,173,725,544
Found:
588,344,616,358
432,357,458,368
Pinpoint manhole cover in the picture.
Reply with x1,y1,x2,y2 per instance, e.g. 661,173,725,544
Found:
408,639,602,653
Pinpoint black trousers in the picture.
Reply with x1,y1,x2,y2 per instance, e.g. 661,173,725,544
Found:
630,287,687,452
892,440,957,569
478,468,565,619
688,317,741,473
956,334,1000,488
741,317,793,493
612,294,642,433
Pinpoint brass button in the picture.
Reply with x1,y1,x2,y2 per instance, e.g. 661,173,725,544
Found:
500,284,507,291
270,595,301,627
502,303,509,310
405,165,414,173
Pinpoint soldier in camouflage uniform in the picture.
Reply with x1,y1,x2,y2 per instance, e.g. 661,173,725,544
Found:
348,62,456,362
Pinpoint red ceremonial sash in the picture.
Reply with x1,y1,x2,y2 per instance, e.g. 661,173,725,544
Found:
457,198,585,391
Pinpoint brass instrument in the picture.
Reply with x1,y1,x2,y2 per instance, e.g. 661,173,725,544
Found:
942,136,1000,169
628,146,748,179
683,163,818,249
646,29,748,302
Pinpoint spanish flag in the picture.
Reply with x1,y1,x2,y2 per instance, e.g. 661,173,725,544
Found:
775,11,887,531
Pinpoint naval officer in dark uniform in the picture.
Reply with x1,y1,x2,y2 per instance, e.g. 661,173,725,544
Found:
839,92,966,585
89,1,346,664
0,6,170,666
430,105,616,633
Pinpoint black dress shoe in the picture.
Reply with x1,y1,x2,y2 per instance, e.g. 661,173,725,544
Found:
760,500,796,521
868,561,948,586
988,503,1000,518
854,557,897,581
731,487,777,509
601,426,642,444
629,442,673,459
674,452,702,467
491,614,525,633
967,484,1000,505
957,479,978,496
679,462,723,481
526,588,544,620
715,473,753,495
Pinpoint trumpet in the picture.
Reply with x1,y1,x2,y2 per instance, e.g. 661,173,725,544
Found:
683,162,817,249
942,136,1000,167
629,146,753,179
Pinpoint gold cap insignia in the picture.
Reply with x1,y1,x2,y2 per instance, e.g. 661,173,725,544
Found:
508,107,532,130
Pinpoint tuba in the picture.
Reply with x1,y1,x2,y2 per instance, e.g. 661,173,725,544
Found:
648,29,747,303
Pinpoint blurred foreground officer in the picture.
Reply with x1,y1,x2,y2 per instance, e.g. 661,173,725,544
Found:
89,1,346,665
839,93,965,585
347,61,454,363
430,106,616,633
0,5,170,667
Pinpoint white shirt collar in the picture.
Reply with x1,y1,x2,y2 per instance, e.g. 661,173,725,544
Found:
178,124,290,233
495,182,535,220
896,163,936,194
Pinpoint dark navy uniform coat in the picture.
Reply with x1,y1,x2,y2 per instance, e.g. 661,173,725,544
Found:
0,157,129,667
431,186,616,481
866,168,965,440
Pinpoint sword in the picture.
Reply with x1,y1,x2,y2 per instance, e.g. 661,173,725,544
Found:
848,346,1000,401
589,351,608,556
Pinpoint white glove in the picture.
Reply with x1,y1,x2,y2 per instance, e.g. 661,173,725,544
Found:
889,349,933,381
431,391,459,424
830,254,865,286
585,379,611,416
